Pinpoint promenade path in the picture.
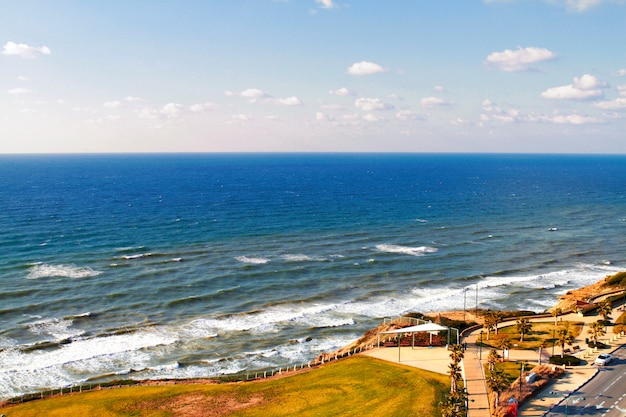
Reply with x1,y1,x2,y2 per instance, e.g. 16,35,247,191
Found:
463,302,626,417
363,298,625,417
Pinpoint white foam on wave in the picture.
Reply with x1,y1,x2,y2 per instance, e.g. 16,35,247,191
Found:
235,256,270,264
375,244,438,257
26,264,101,280
28,318,84,341
0,325,181,399
281,254,328,262
187,301,357,336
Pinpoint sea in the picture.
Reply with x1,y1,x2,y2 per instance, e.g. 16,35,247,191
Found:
0,153,625,399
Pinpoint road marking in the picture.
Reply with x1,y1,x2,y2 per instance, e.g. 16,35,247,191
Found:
597,401,605,409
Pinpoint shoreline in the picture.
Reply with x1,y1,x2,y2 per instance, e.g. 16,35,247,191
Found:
2,272,624,408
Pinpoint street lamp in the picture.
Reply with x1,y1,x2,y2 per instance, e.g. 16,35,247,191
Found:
518,361,525,397
463,288,467,322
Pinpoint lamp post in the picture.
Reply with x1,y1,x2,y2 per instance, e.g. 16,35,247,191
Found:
463,288,467,322
475,284,478,317
552,328,556,357
479,331,483,361
518,361,525,397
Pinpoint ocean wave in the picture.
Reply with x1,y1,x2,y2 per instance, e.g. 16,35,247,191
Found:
235,256,270,264
281,254,329,262
26,263,101,280
375,244,438,257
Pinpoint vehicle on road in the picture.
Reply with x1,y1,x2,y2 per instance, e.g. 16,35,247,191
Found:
594,353,613,366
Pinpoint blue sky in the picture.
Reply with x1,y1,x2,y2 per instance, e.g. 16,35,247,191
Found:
1,0,625,153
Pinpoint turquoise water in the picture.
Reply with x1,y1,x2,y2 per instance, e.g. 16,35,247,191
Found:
0,153,625,398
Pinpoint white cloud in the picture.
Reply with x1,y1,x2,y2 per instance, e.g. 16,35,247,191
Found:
550,114,603,124
362,113,380,122
315,111,329,121
395,110,422,121
485,46,556,72
8,88,34,95
231,113,252,121
329,87,355,96
354,97,393,111
240,88,269,99
420,97,452,108
594,97,626,110
160,103,184,118
617,69,626,76
316,0,336,8
18,76,29,81
347,61,386,75
2,41,51,58
564,0,603,12
541,74,608,100
434,86,446,92
189,102,217,112
484,0,621,13
276,96,303,106
103,100,123,108
124,96,148,104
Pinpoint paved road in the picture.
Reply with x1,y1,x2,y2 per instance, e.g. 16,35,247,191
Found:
545,344,626,416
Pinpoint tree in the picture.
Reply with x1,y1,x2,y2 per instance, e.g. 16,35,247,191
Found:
487,349,500,372
588,320,605,346
556,323,575,358
483,313,497,340
493,311,503,336
499,337,512,361
449,343,465,364
552,307,562,326
516,317,532,342
440,390,467,417
448,362,462,394
486,368,509,408
598,299,613,331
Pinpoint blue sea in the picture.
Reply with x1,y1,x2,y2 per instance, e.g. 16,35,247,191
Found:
1,153,625,399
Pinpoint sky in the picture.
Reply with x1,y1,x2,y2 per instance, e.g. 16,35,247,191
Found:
1,0,625,154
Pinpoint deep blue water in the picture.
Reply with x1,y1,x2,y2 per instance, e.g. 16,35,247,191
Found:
0,153,625,398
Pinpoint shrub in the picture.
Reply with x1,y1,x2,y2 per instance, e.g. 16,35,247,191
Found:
549,355,581,366
603,271,626,287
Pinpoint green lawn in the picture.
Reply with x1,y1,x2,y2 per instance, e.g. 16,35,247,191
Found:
482,321,584,350
0,356,449,417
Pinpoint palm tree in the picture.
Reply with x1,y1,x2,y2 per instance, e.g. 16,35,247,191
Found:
552,307,562,326
449,343,464,364
556,325,574,358
516,317,532,342
440,391,467,417
587,320,606,346
486,368,509,408
487,349,500,372
499,337,512,361
597,299,613,331
448,362,462,394
483,313,497,340
493,311,503,336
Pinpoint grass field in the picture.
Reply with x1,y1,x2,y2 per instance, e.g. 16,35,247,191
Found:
482,321,584,350
0,356,449,417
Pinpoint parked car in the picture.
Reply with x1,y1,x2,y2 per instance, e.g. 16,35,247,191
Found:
594,353,613,366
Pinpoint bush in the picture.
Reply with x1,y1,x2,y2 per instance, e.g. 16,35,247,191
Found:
603,271,626,287
549,355,581,366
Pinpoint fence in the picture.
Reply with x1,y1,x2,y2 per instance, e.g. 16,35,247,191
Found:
0,343,378,408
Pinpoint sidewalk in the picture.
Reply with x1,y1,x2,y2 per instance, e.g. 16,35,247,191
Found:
363,302,625,417
463,304,626,417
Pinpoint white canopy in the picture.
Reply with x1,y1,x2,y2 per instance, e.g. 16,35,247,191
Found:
378,322,449,335
376,321,459,362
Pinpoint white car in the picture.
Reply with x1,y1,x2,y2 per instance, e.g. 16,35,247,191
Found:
594,353,613,366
